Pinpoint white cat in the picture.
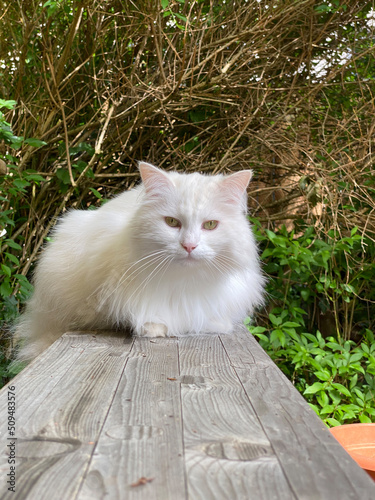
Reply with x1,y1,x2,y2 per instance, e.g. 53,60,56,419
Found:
15,162,265,361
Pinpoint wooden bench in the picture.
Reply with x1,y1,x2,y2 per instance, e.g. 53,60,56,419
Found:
0,328,373,499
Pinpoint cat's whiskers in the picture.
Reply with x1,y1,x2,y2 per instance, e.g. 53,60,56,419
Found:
144,255,174,297
117,254,170,299
200,253,240,281
105,253,172,320
115,251,167,289
217,250,243,265
126,254,173,303
215,254,254,288
206,258,229,279
99,250,168,301
215,254,241,272
154,255,175,293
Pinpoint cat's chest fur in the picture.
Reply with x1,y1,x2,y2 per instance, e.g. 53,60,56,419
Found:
94,253,239,333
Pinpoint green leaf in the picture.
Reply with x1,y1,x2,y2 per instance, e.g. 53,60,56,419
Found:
0,99,17,110
271,328,286,346
5,239,22,251
341,283,356,294
349,353,363,363
314,371,331,382
304,382,324,394
269,313,282,326
43,0,59,16
6,360,26,377
308,403,320,415
56,168,71,185
12,178,30,190
317,391,330,408
90,188,103,199
254,334,270,343
282,321,301,328
361,343,370,354
326,342,343,352
315,5,332,13
10,136,24,149
5,253,20,266
68,142,95,156
284,328,300,342
353,388,365,401
24,173,45,182
349,374,358,390
303,332,319,343
326,418,341,427
24,138,47,148
174,12,187,22
84,167,95,179
365,388,375,400
248,326,267,334
0,278,12,297
1,264,11,277
359,414,372,423
320,405,335,414
161,0,169,8
365,330,374,343
332,383,351,398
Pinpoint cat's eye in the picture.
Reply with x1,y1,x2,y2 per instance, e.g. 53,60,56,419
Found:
203,220,219,230
165,217,181,228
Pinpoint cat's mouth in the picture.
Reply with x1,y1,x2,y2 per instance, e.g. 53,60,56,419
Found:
177,253,200,266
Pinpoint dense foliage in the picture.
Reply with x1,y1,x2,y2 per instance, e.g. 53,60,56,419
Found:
247,221,375,425
0,0,375,420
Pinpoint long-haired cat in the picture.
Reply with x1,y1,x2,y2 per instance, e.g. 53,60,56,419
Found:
15,163,265,361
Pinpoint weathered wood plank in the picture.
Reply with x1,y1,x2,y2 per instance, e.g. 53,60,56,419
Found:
77,337,186,500
0,332,97,431
1,329,374,499
220,328,375,499
0,332,133,500
178,335,295,500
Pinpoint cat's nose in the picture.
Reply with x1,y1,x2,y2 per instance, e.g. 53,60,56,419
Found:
181,242,197,254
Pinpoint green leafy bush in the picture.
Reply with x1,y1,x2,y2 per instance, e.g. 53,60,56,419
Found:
247,221,375,425
0,101,41,383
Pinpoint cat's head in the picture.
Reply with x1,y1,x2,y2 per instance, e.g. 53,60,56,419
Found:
133,162,255,271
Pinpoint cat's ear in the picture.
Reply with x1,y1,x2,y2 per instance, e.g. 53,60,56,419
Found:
138,162,174,196
220,170,253,206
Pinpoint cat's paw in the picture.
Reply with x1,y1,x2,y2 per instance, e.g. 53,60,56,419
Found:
140,322,168,338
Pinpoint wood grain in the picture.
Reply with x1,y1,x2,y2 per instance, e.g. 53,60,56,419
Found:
0,331,133,500
0,329,374,499
220,327,375,499
77,337,186,500
178,335,294,500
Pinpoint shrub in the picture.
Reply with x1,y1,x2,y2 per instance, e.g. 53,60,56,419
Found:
247,221,375,425
0,100,41,383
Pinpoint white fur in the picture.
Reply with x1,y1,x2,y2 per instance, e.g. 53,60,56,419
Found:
15,163,265,361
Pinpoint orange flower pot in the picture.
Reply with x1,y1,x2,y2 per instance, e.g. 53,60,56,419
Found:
329,423,375,481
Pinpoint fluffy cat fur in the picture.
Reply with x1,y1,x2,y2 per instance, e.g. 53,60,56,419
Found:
15,162,265,361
